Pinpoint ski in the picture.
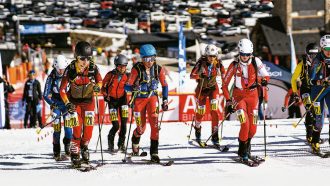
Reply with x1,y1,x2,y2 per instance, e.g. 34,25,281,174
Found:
190,139,207,148
71,163,97,172
248,155,265,164
311,151,330,158
141,159,174,166
211,144,230,152
233,157,260,167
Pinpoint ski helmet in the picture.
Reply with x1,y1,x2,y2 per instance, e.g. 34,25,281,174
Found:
320,35,330,49
53,55,69,72
238,38,253,54
75,41,93,57
140,44,156,58
205,44,219,56
114,54,128,66
305,43,319,55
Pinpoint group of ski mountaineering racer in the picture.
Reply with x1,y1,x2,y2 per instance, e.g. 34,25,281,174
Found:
41,35,330,167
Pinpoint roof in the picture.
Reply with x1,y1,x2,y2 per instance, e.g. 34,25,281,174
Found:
259,17,321,55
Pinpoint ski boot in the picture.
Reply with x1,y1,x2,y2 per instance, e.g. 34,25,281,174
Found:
53,143,61,161
211,130,220,147
150,140,160,163
311,143,320,153
118,137,126,152
81,145,90,164
71,153,81,168
108,134,115,153
194,126,202,142
311,130,321,153
238,139,248,162
63,138,71,156
131,135,140,156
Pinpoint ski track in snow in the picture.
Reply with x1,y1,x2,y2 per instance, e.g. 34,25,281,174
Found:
0,119,329,186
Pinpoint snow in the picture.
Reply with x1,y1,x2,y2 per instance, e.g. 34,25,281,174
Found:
0,119,329,186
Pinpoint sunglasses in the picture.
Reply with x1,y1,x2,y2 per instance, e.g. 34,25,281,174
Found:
117,65,127,68
239,52,251,57
77,56,92,61
142,56,156,63
324,47,330,51
207,55,217,58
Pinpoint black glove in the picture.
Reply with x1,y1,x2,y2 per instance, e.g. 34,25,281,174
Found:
281,106,286,112
50,103,58,110
162,99,168,111
0,77,4,83
293,93,300,103
261,78,268,86
322,79,329,87
93,84,101,93
65,102,76,114
226,99,236,114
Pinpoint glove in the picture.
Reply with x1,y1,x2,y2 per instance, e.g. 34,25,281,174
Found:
226,99,236,114
162,99,168,111
65,102,76,114
262,102,268,110
261,78,268,86
93,84,101,93
199,73,207,79
281,106,286,112
322,79,329,87
293,93,300,103
50,103,58,110
104,96,111,103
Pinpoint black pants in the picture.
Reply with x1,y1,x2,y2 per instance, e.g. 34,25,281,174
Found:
288,105,302,118
4,101,10,129
108,96,128,144
24,102,42,128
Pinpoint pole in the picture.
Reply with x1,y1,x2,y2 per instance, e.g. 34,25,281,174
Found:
187,78,204,140
94,102,108,153
95,95,104,164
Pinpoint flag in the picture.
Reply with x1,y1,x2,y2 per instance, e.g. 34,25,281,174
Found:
0,53,5,128
289,28,297,74
178,24,186,93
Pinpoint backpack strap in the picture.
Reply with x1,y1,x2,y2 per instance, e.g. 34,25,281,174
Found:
251,57,258,87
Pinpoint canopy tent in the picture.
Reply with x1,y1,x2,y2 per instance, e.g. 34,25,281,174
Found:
70,29,127,49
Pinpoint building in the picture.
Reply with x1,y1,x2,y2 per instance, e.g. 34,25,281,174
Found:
251,0,330,69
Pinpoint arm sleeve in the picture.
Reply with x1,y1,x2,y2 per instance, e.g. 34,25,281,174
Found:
37,81,42,100
222,62,236,100
94,66,103,89
190,62,201,79
101,72,111,97
284,89,292,107
43,76,54,105
291,62,303,93
256,58,270,80
59,70,70,105
124,68,138,92
159,67,168,100
309,60,318,84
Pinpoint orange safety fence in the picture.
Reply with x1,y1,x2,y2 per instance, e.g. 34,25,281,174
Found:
7,62,33,84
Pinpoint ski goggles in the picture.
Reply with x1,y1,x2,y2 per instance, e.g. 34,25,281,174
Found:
77,56,92,61
239,52,251,57
142,56,156,63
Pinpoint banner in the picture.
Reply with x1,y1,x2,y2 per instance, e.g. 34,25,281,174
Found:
8,93,225,128
289,28,297,74
178,24,186,93
0,53,4,128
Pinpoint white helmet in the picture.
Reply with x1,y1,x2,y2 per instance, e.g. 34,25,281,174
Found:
320,35,330,48
205,44,219,56
238,38,253,54
53,55,69,72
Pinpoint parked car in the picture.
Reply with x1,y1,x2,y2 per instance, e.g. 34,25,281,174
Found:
150,11,165,21
201,17,217,25
219,27,240,36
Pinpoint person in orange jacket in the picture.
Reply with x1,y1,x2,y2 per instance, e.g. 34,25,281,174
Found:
59,41,102,167
190,44,225,147
102,54,129,153
282,85,302,119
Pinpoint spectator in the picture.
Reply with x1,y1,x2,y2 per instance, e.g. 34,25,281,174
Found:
0,75,15,129
22,70,43,128
283,87,302,119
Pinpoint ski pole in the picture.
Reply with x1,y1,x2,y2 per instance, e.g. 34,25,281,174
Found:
122,91,138,163
158,111,165,130
281,101,296,112
262,90,267,158
95,101,108,153
293,86,326,128
204,112,231,144
95,94,104,164
36,111,68,134
187,78,204,140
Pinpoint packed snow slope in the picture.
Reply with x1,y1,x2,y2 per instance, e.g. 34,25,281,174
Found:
0,119,329,186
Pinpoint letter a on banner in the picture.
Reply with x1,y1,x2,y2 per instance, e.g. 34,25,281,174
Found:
178,24,186,93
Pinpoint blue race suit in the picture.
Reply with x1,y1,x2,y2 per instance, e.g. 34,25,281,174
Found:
309,52,330,144
43,69,72,146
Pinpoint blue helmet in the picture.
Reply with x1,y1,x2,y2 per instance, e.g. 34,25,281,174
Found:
140,44,156,58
